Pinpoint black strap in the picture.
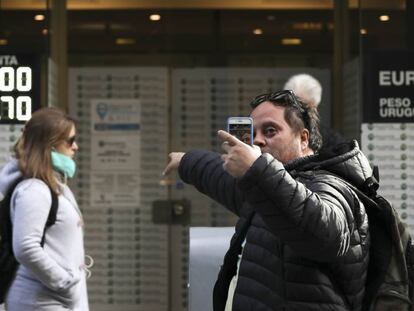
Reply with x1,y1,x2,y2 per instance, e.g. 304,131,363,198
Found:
316,170,380,212
360,167,379,197
40,187,59,247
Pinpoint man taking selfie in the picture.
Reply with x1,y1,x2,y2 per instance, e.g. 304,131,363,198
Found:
164,90,370,311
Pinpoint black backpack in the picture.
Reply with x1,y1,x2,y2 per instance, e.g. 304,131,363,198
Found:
0,178,58,304
322,168,414,311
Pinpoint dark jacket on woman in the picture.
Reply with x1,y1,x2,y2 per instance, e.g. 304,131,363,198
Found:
179,140,371,311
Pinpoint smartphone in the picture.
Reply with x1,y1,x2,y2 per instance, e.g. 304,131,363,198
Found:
227,117,254,145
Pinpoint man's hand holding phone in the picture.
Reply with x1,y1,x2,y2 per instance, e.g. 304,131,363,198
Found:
218,130,261,178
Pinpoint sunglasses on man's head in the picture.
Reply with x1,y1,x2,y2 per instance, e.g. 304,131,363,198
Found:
250,90,310,130
250,90,304,111
66,136,76,146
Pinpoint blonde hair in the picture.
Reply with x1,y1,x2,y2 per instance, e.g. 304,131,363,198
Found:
14,107,76,194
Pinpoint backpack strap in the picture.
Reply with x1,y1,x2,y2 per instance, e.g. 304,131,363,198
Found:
40,187,58,247
360,165,379,197
315,170,380,212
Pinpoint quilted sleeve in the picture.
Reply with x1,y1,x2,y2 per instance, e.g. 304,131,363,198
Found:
178,149,245,216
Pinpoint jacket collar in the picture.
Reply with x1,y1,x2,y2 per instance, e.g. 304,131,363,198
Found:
284,140,374,189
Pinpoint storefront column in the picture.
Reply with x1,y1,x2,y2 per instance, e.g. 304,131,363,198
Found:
49,0,67,110
333,0,350,133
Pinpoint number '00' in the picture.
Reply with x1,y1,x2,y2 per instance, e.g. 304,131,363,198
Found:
0,66,32,121
0,66,32,92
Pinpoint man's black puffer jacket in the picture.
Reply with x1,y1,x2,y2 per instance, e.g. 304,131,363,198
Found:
179,140,371,311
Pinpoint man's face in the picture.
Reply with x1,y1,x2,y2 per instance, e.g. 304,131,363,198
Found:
250,101,307,164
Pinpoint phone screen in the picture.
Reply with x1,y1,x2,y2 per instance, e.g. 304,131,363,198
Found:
228,122,253,145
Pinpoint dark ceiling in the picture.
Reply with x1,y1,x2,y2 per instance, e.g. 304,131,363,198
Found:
0,7,408,56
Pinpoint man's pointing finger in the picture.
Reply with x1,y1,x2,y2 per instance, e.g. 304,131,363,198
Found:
217,130,240,146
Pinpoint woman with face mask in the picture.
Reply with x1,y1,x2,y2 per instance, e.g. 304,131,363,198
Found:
1,107,90,311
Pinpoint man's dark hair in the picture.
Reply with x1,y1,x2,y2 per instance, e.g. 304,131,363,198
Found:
250,90,322,152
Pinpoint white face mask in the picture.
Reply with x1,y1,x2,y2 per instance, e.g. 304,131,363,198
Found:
51,151,76,179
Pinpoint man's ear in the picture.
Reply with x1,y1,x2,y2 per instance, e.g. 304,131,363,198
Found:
300,129,310,151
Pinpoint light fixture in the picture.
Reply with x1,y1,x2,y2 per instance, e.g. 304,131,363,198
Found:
253,28,263,35
115,38,136,45
0,39,8,45
149,14,161,21
281,38,302,45
379,15,390,22
292,22,323,31
42,29,48,35
34,14,45,21
360,28,367,35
